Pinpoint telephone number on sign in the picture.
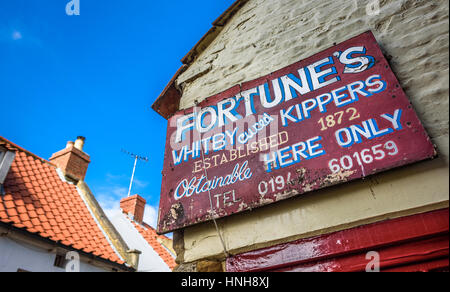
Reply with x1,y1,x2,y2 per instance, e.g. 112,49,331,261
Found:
328,140,399,174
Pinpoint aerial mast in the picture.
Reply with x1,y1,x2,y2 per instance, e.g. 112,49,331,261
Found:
122,149,149,197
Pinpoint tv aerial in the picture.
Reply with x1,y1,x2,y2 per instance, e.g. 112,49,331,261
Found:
121,149,149,198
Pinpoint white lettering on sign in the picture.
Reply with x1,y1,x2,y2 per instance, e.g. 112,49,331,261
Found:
214,190,241,209
335,109,402,148
174,161,253,200
263,136,326,173
174,46,376,145
328,140,399,175
258,173,292,196
168,47,389,202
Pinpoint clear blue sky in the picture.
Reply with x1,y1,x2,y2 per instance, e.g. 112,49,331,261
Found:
0,0,233,227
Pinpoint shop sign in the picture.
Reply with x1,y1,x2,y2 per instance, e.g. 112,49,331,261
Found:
157,31,436,234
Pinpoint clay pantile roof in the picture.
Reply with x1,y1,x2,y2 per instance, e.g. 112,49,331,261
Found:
0,136,126,267
129,219,176,270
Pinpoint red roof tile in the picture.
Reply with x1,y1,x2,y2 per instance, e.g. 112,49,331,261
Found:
0,136,125,267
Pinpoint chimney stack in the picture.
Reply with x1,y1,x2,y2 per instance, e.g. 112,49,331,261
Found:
49,136,91,182
120,194,146,224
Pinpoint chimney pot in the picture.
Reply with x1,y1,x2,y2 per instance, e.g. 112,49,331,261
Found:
66,141,75,149
74,136,86,151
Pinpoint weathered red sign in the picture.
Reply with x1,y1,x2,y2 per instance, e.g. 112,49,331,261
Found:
157,31,436,234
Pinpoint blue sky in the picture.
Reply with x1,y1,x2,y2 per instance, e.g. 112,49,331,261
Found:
0,0,233,227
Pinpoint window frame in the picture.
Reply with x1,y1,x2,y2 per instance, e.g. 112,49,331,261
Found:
0,147,15,185
54,254,67,269
0,148,5,162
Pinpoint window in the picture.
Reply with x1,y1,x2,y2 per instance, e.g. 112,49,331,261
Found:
0,147,15,185
0,149,5,163
54,254,67,268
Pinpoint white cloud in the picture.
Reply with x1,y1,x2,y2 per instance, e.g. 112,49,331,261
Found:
12,30,22,40
112,187,128,197
103,173,149,196
133,178,149,188
105,173,127,181
97,194,121,220
100,201,159,229
96,185,128,200
94,176,157,228
143,205,158,228
96,190,159,229
103,204,122,220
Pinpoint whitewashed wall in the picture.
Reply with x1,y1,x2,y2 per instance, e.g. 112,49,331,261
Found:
0,237,107,272
108,212,171,272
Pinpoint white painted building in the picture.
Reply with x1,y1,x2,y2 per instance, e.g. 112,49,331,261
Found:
0,136,135,272
0,236,107,272
108,194,176,272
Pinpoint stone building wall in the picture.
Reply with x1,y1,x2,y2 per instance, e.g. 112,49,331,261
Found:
171,0,449,269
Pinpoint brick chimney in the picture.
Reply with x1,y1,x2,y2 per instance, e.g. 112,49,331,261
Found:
49,136,90,182
120,194,146,224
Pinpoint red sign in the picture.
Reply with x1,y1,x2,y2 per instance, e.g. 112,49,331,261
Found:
157,31,436,234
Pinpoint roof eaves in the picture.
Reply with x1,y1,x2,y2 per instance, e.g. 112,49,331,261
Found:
151,0,249,120
151,65,187,119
